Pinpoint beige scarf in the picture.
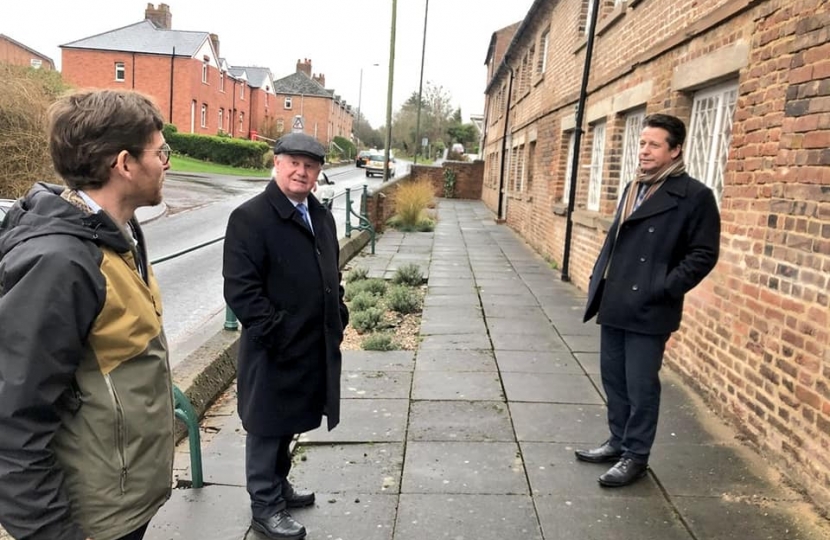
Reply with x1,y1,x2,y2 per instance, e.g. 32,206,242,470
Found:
619,158,686,224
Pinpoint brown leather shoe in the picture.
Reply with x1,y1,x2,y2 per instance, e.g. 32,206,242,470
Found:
598,458,648,487
574,441,622,463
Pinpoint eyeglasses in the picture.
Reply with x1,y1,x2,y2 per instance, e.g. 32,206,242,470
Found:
143,143,171,165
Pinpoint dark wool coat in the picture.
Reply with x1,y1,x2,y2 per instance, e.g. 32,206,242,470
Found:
223,181,348,437
584,173,720,335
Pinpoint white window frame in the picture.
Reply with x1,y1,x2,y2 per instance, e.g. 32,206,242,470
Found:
201,62,208,84
687,81,738,204
218,108,224,131
538,30,549,75
562,132,575,203
516,144,526,192
619,109,646,201
115,62,125,82
587,121,606,211
240,84,245,100
200,104,207,128
219,72,225,92
285,96,293,109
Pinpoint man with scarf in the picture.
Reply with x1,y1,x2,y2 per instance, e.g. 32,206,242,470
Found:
576,113,720,487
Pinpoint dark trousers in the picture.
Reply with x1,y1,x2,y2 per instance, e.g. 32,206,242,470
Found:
245,432,294,520
117,523,149,540
600,326,669,462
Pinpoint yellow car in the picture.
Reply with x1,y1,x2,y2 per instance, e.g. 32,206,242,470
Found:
364,153,396,178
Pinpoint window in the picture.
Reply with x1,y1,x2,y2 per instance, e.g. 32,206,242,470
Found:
562,133,575,203
239,112,245,132
538,30,549,75
115,62,125,82
527,141,536,192
220,72,225,92
619,109,646,201
284,96,292,109
587,121,606,211
277,118,284,133
687,81,738,203
218,108,224,131
240,84,244,100
200,104,207,128
202,62,208,84
515,144,526,192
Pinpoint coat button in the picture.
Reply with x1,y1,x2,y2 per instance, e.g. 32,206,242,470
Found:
316,248,321,255
648,226,655,233
632,284,639,291
639,256,646,262
326,287,332,294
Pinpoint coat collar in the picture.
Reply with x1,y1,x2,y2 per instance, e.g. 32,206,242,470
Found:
264,180,324,234
627,173,691,222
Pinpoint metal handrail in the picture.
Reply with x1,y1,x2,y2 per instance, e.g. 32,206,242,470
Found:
344,186,376,254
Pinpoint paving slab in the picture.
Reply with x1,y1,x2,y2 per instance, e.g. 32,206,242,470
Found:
394,494,542,540
511,403,609,443
485,316,554,335
414,349,497,371
292,443,404,494
419,333,492,351
424,276,472,287
479,293,539,306
501,372,604,404
561,334,601,353
419,317,487,335
495,350,585,373
342,350,415,372
411,370,504,401
402,441,528,494
520,442,663,498
574,352,600,374
342,370,413,399
247,493,398,540
300,399,409,443
420,305,483,322
480,305,548,320
423,293,481,307
145,485,252,540
489,332,569,352
653,380,719,445
408,401,514,442
535,494,692,540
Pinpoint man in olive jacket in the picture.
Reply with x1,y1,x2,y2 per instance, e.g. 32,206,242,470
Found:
223,133,348,540
576,114,720,488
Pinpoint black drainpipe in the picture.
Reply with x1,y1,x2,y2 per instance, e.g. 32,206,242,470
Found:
168,46,175,122
496,65,514,221
131,52,136,89
561,0,601,282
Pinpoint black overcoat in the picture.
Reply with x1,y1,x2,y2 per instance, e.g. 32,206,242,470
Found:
223,181,349,436
584,173,720,335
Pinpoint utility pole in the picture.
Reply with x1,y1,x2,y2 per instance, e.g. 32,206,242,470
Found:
413,0,429,165
383,0,397,181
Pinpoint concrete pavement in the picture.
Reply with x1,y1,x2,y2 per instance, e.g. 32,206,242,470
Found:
147,200,830,540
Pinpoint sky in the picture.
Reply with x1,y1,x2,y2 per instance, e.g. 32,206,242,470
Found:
3,0,534,129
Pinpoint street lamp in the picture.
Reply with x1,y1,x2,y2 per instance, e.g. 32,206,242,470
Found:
355,63,379,147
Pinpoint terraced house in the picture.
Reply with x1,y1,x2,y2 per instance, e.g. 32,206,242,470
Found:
60,3,353,146
482,0,830,509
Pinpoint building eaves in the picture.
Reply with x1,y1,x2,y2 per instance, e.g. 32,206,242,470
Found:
485,0,546,95
60,20,209,58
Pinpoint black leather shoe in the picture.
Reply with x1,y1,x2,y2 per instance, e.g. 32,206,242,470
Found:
283,483,315,508
251,510,306,540
598,457,648,487
574,441,622,463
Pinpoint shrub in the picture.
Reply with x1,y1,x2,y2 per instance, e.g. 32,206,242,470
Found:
350,291,379,312
393,180,434,229
166,131,270,169
416,217,436,232
386,285,420,314
392,264,424,286
361,278,387,296
345,267,369,283
362,333,399,351
351,307,384,334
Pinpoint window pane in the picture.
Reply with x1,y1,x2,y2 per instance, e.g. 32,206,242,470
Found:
688,82,737,204
619,110,645,201
563,134,575,202
588,122,606,211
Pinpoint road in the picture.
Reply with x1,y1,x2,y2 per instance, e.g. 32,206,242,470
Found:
144,161,407,363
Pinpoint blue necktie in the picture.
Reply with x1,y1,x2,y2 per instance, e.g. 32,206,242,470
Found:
297,203,313,234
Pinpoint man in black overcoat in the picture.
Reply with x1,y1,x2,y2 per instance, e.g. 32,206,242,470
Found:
576,114,720,488
223,132,348,540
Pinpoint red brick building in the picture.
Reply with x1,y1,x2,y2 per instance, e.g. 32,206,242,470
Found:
482,0,830,508
0,34,55,70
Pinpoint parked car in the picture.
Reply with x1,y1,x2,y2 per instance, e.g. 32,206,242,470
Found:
364,153,396,178
315,172,335,206
0,199,14,221
355,150,373,168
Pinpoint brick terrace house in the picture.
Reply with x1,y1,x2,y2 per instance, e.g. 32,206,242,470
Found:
481,0,830,508
59,3,269,140
0,34,55,70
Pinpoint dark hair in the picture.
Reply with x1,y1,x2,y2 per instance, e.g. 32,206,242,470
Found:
643,114,686,149
48,89,165,190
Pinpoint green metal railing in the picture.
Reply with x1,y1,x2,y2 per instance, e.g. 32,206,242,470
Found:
343,185,376,254
173,386,203,488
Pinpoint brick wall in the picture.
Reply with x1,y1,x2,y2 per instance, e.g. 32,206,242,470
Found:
273,93,335,146
410,161,484,200
0,37,53,70
481,0,830,508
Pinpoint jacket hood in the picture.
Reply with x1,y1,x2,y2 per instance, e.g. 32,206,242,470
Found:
0,182,132,259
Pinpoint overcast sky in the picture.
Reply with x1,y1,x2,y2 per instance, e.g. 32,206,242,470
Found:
4,0,533,128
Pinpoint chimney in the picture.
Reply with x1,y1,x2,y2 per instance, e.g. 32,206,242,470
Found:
313,73,325,87
296,58,312,77
209,33,220,58
145,3,172,29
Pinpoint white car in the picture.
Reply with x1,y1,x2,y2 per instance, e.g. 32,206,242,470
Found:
0,199,14,221
364,153,396,178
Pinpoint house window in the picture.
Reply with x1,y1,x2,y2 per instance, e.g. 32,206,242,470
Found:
200,104,207,128
619,109,646,201
220,72,225,92
240,84,244,100
687,81,738,203
562,132,575,203
277,118,284,133
202,62,208,84
239,112,245,132
515,144,526,192
587,121,606,211
527,141,536,192
218,108,224,131
538,30,549,75
115,62,125,82
285,96,293,109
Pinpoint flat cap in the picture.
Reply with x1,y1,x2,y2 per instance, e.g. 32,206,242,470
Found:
274,132,326,164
